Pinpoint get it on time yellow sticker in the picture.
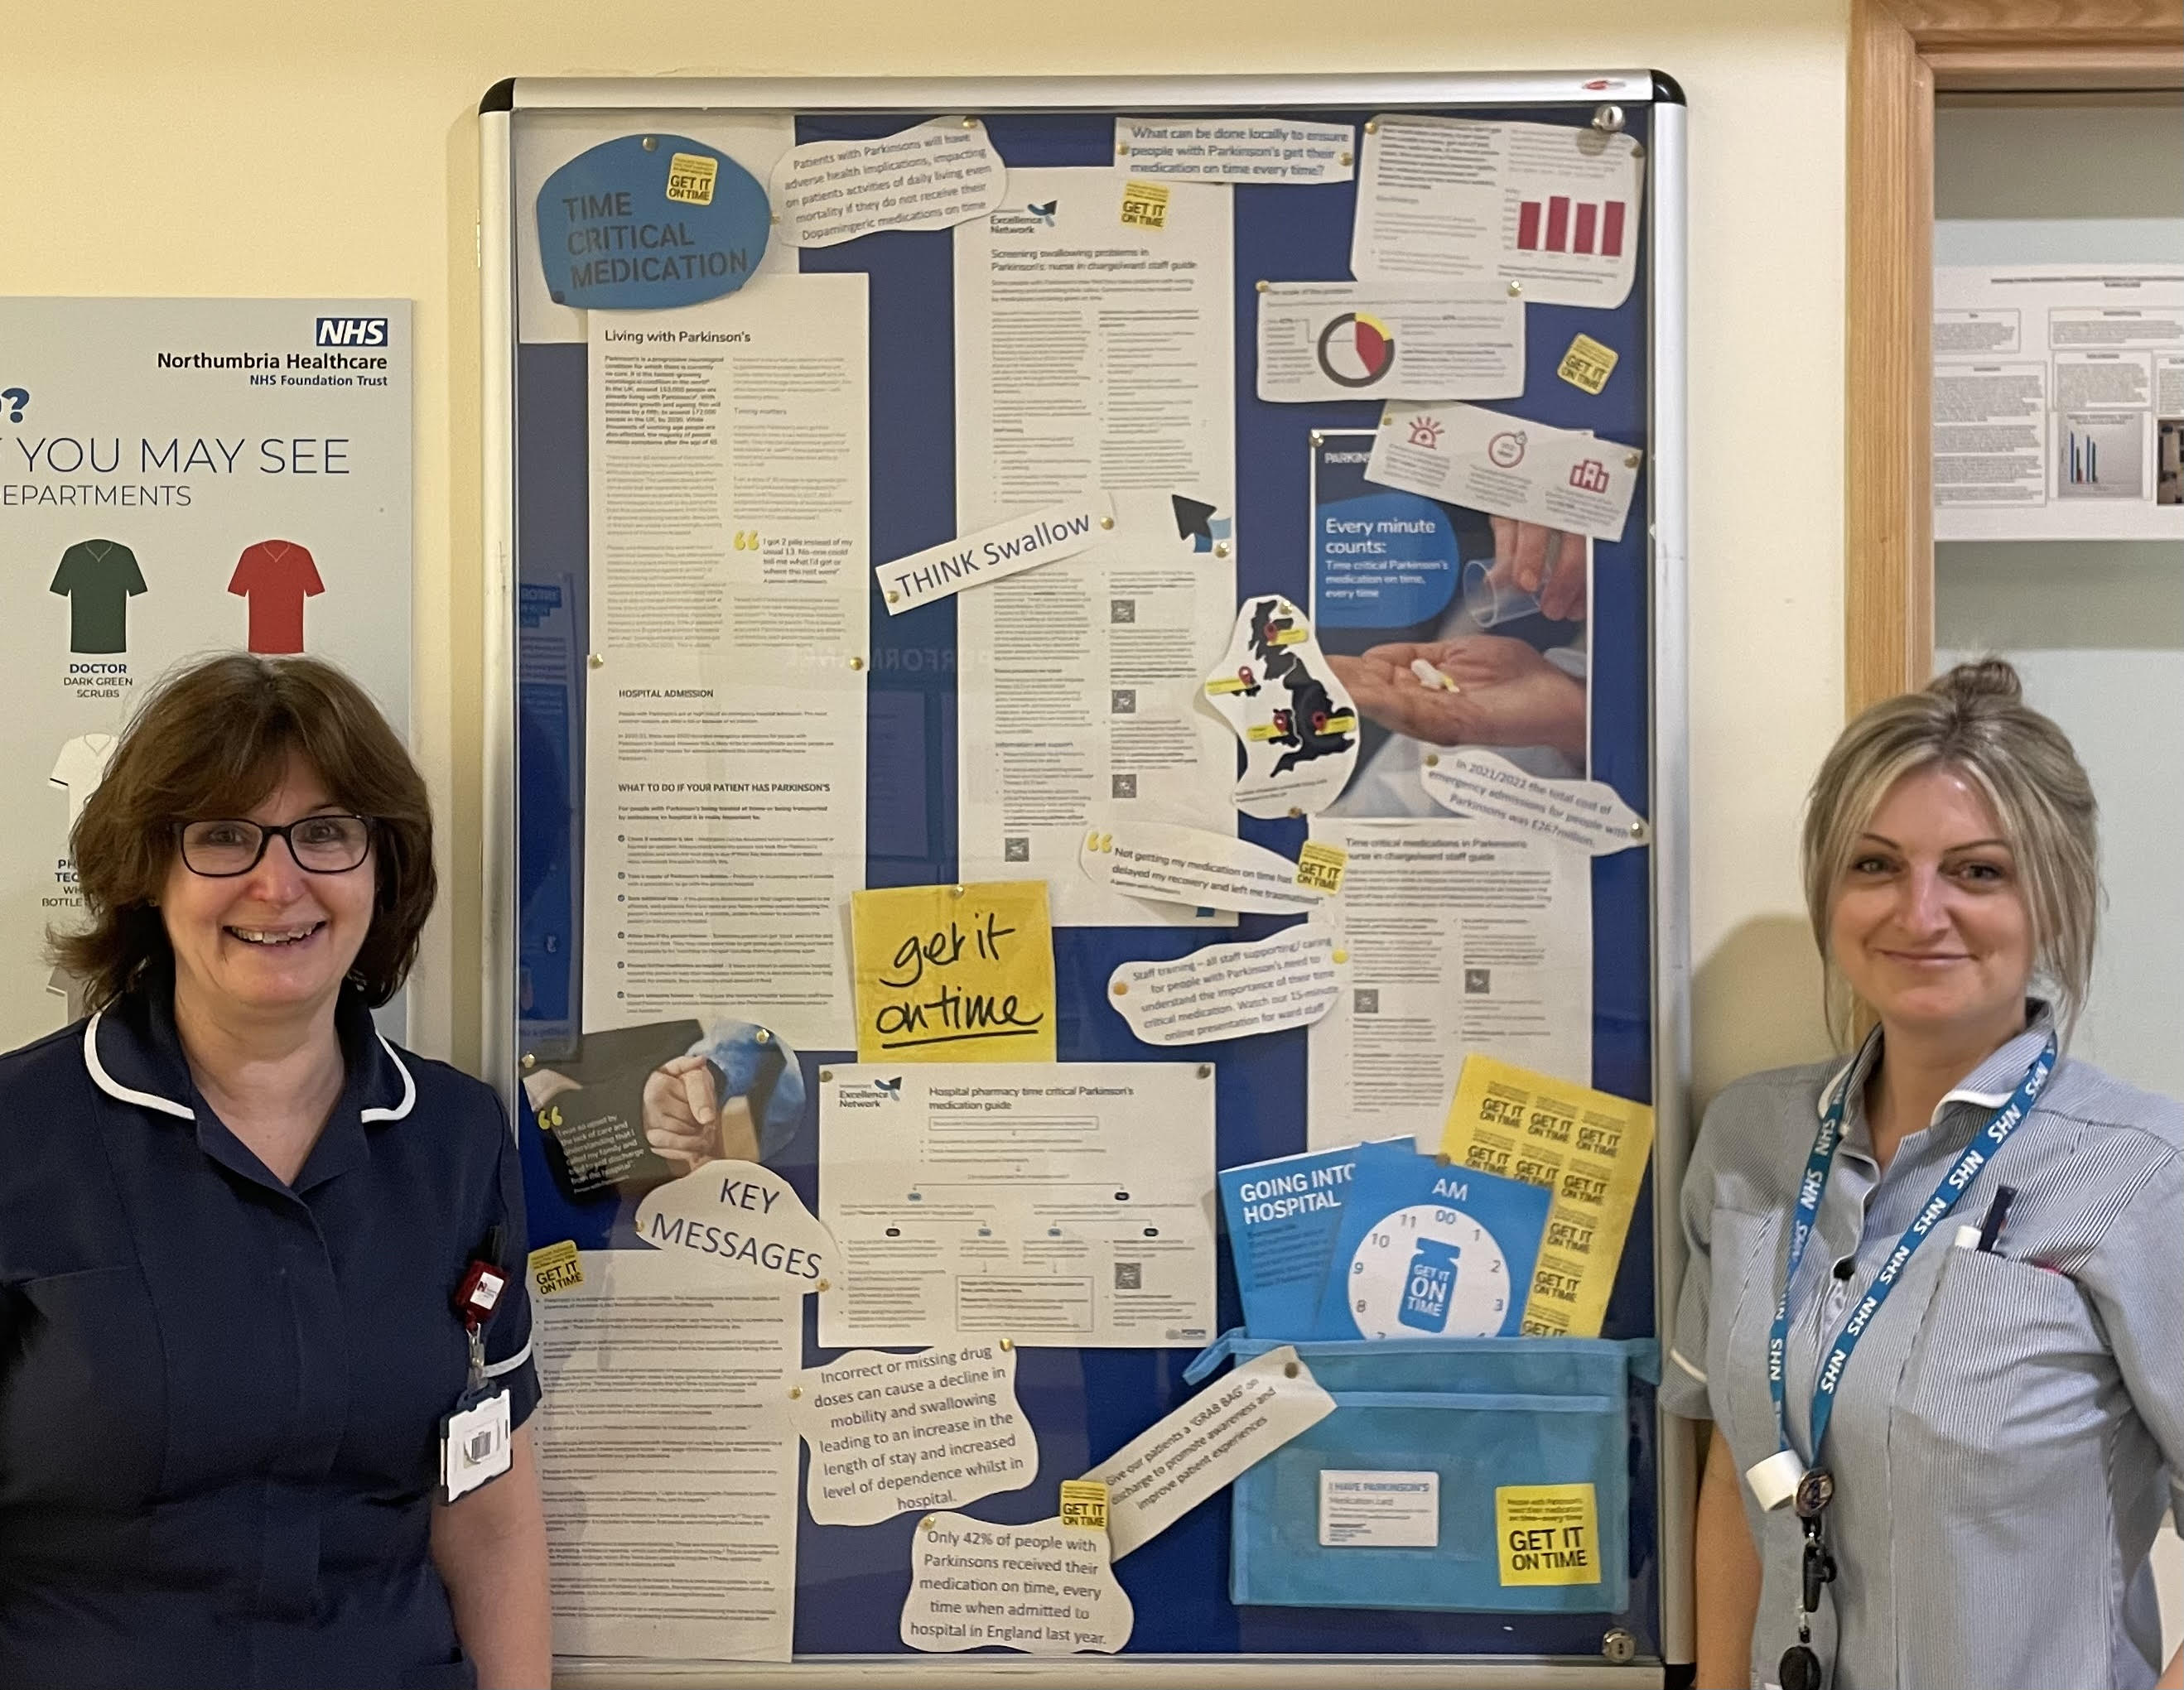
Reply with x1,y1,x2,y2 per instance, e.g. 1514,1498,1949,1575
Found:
1120,180,1169,230
528,1240,584,1297
1294,840,1348,895
1496,1483,1601,1586
665,152,719,205
1059,1479,1110,1533
1556,334,1619,395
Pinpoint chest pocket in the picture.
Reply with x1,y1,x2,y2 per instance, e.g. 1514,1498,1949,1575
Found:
1,1266,168,1508
1708,1206,1786,1468
1895,1246,2109,1480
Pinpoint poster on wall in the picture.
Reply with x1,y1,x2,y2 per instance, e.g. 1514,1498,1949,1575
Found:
0,297,412,1050
579,277,871,1052
1933,264,2184,541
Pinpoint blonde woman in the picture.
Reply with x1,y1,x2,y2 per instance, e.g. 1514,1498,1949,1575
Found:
1666,661,2182,1690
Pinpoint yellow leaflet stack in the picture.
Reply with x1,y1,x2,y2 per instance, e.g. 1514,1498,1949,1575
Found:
1436,1057,1654,1338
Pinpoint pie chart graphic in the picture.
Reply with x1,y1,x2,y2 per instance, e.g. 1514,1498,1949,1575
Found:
1315,311,1396,388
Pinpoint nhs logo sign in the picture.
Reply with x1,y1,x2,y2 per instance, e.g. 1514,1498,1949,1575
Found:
314,317,389,347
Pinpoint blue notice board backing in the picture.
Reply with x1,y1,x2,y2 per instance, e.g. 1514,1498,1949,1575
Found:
503,80,1684,1667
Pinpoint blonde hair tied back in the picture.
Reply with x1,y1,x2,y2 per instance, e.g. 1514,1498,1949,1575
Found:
1800,657,2100,1047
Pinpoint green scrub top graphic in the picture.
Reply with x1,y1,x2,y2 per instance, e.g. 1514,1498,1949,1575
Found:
50,539,147,654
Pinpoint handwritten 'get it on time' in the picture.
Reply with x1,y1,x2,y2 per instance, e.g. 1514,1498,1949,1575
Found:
871,908,1045,1052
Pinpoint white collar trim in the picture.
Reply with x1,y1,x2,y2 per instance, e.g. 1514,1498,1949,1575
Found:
360,1033,416,1122
83,1011,195,1120
1932,1084,2013,1120
84,1010,416,1124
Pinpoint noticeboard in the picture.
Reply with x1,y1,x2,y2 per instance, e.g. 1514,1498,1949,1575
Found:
483,71,1691,1682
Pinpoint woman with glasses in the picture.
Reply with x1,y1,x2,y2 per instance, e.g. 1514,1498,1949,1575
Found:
1665,660,2182,1690
0,654,550,1688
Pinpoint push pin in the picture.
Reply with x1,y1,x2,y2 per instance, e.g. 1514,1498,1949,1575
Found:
788,1385,803,1399
848,655,865,671
1112,981,1129,996
1507,281,1523,298
641,136,658,152
587,653,604,669
1591,104,1626,135
1255,279,1270,293
1197,1064,1212,1079
521,1052,537,1071
1099,515,1114,530
820,1068,834,1082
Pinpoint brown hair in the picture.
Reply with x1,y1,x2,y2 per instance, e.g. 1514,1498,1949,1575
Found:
53,653,436,1012
1801,657,2100,1045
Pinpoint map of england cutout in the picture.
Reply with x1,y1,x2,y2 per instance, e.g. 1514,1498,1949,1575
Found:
1201,595,1359,818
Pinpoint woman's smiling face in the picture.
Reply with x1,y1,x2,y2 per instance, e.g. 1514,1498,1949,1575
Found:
160,750,376,1023
1828,762,2036,1046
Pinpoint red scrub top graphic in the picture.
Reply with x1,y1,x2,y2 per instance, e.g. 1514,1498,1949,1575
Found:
228,540,324,654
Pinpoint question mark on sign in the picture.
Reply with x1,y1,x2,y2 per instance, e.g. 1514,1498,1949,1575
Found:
0,388,27,423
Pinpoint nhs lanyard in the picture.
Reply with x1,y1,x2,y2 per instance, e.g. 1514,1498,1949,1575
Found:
1767,1035,2055,1466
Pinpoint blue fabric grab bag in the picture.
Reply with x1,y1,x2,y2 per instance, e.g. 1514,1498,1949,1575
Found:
1184,1331,1658,1614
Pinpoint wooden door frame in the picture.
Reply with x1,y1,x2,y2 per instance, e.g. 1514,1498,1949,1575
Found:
1844,0,2184,715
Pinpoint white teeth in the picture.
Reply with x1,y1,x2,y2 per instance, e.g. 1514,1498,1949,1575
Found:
230,925,321,945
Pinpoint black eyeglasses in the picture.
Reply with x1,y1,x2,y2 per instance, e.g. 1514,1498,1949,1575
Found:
1780,1468,1839,1690
175,814,374,878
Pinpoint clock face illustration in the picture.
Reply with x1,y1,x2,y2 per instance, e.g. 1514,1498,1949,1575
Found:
1343,1204,1512,1339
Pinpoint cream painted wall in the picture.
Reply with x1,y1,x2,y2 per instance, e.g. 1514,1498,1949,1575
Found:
4,0,1847,1083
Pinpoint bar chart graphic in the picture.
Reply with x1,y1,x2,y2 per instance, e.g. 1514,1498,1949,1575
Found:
1516,196,1627,257
2056,411,2144,501
2066,427,2098,485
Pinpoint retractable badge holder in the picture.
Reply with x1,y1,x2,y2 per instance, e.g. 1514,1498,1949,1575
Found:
1776,1466,1837,1690
441,1252,514,1502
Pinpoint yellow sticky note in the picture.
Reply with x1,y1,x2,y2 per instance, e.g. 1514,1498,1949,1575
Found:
1496,1483,1600,1586
665,152,718,205
852,880,1056,1062
1557,334,1619,395
1294,840,1348,896
1120,180,1169,229
1059,1478,1110,1533
528,1240,584,1298
1439,1056,1655,1339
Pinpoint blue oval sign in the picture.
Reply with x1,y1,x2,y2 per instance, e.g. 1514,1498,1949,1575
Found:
536,133,771,311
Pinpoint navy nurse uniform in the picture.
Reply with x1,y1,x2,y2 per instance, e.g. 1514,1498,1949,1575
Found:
0,974,539,1688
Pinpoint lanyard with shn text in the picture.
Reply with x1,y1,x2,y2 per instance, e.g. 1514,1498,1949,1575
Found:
1757,1035,2054,1690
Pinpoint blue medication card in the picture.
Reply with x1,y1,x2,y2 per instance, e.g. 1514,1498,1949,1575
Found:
1219,1143,1383,1340
1312,1139,1552,1340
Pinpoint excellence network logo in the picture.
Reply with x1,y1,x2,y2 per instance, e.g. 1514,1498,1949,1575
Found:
988,200,1058,237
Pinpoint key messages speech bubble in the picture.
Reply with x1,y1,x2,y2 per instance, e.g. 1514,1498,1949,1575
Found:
634,1159,837,1294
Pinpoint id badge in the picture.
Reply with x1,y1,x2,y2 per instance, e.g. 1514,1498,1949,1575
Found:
441,1383,513,1502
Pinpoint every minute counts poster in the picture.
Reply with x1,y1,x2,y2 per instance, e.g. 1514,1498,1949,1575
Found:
0,297,412,1048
